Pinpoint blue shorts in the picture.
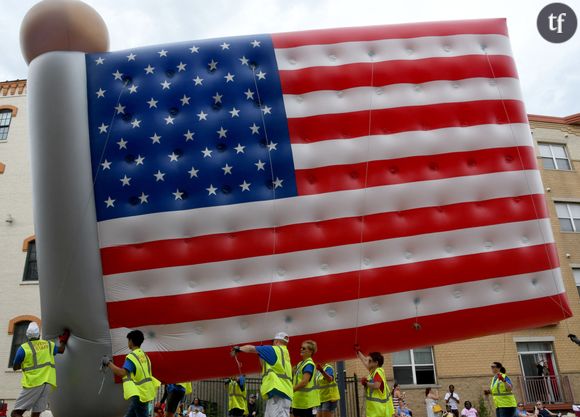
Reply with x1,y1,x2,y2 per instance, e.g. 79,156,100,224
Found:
320,401,338,412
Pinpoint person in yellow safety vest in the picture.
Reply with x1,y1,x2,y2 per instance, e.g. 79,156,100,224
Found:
11,322,69,417
484,362,518,417
102,330,161,417
292,340,320,417
233,331,293,417
356,349,394,417
227,375,249,417
160,381,193,417
315,362,340,417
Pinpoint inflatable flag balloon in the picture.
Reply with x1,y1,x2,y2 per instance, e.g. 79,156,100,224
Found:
22,2,571,416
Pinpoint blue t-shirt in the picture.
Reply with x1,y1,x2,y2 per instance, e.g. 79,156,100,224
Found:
323,366,334,378
167,383,186,393
302,364,314,376
256,345,290,400
12,342,60,367
123,358,137,376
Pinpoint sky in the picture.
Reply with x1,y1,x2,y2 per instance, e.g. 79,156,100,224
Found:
1,0,579,117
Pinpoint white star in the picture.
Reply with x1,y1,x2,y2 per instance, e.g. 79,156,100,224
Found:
173,189,184,200
224,72,235,82
234,143,245,154
201,147,213,158
115,103,126,114
267,141,278,151
256,70,267,80
96,88,106,98
180,95,191,106
206,184,217,196
112,70,123,80
135,154,145,165
255,160,265,171
139,192,149,204
251,40,261,48
128,84,138,94
95,57,105,65
164,115,175,125
120,175,131,186
213,92,223,104
222,163,233,175
144,65,155,74
220,42,231,50
150,133,161,144
262,105,272,115
250,123,260,135
98,123,109,134
240,180,251,192
197,111,208,121
193,75,204,86
244,89,255,100
117,138,128,149
153,170,165,181
168,152,179,162
229,107,240,118
208,59,218,71
127,53,137,61
104,196,115,207
217,127,228,138
189,45,200,53
147,98,158,108
101,159,112,170
239,56,249,66
183,130,194,141
158,49,168,57
160,80,171,90
131,118,141,128
188,167,199,178
273,177,284,189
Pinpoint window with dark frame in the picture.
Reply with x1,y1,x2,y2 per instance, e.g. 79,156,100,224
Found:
8,321,31,367
0,109,12,141
22,240,38,281
392,347,436,385
538,143,572,171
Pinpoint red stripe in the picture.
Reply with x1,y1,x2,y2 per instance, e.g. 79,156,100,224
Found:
280,55,518,95
106,242,558,328
296,146,538,195
112,293,570,382
287,100,528,144
101,193,546,275
272,19,508,48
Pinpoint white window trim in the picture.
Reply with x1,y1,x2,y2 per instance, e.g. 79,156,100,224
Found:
393,347,437,385
538,143,572,171
555,202,580,232
513,336,555,342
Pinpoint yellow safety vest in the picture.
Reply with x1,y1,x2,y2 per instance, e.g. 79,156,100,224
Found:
490,374,517,408
366,367,393,417
260,345,293,400
177,382,192,395
122,348,159,403
20,340,57,388
317,364,340,403
229,379,249,414
293,357,320,409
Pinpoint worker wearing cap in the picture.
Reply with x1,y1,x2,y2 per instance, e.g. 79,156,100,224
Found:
11,322,70,417
233,332,293,417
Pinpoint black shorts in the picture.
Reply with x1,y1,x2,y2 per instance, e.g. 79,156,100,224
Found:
292,408,314,417
229,408,245,417
166,390,185,413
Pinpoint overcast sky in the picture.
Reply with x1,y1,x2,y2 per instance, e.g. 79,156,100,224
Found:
1,0,578,117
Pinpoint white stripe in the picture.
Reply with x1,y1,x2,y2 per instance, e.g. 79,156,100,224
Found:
110,268,563,353
283,78,521,118
292,123,532,169
274,34,512,70
104,219,553,302
98,170,544,248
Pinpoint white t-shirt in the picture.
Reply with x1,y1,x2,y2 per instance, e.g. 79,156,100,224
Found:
445,392,460,410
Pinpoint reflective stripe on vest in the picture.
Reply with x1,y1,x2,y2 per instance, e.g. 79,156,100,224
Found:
122,349,156,403
21,340,57,389
260,345,293,400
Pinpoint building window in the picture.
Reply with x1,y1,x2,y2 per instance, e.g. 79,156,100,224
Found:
538,143,572,170
517,341,562,403
0,109,11,141
573,269,580,298
22,240,38,281
8,321,31,367
392,347,436,385
555,202,580,232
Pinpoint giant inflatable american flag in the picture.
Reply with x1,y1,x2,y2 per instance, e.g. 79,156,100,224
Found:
78,18,570,381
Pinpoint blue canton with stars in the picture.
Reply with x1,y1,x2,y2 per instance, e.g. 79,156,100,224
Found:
86,34,297,222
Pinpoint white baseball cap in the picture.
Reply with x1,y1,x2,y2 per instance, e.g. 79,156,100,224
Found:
26,322,40,339
273,332,289,343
